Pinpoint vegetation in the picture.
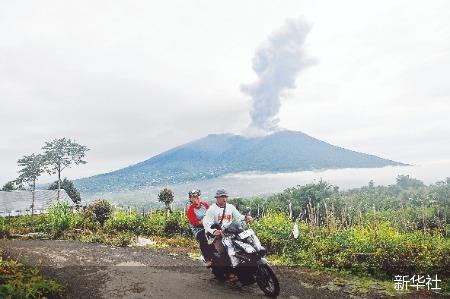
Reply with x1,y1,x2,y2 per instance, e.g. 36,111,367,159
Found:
42,138,89,200
88,199,113,226
158,188,174,215
47,201,76,237
251,212,448,277
1,181,24,192
48,178,81,206
16,153,47,215
1,176,448,294
0,255,63,298
231,176,450,281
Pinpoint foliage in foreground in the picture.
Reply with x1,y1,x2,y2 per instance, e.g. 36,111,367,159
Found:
2,176,449,281
251,212,449,277
0,256,63,298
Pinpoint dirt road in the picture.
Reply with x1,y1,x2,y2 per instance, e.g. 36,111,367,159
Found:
1,239,363,298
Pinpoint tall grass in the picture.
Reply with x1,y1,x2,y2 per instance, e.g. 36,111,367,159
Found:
47,201,75,236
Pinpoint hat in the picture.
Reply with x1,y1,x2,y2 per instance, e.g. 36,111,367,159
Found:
188,189,201,198
214,188,228,198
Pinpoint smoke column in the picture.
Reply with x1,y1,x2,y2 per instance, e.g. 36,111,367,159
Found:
241,18,316,133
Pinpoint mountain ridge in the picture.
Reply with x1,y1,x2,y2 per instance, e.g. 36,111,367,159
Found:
74,130,406,192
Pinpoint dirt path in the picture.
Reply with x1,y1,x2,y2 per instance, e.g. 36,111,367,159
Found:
1,239,358,298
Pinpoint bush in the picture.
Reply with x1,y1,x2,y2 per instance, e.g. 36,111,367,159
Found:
73,208,100,231
250,212,449,277
0,217,10,238
251,212,293,254
164,211,191,237
0,257,64,298
142,211,166,237
2,214,50,236
105,210,140,234
141,210,190,237
47,201,75,237
88,199,112,226
79,230,134,247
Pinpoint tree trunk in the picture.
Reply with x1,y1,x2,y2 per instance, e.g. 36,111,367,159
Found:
57,166,61,201
165,203,172,216
31,179,36,216
288,201,293,220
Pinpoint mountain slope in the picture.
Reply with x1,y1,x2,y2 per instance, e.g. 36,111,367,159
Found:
75,130,405,192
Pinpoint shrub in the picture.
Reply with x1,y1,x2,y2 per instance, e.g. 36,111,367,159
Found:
141,211,166,237
0,217,9,238
141,210,190,237
250,212,449,277
79,230,134,247
88,199,112,226
251,212,293,254
0,257,64,298
164,211,191,236
73,208,100,231
47,201,75,237
3,214,49,235
105,210,140,234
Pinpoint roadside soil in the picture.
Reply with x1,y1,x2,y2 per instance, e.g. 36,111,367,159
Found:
0,239,444,298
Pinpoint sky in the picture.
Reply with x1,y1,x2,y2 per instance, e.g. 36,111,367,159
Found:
1,0,450,185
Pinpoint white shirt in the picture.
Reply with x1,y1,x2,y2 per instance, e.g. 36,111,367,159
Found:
203,203,245,235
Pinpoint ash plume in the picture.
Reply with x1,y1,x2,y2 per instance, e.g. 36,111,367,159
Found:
241,18,316,133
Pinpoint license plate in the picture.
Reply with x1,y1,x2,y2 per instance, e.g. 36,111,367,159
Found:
238,229,254,239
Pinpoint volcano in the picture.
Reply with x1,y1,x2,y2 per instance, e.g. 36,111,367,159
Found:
75,130,405,193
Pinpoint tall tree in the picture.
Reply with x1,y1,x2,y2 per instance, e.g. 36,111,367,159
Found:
42,138,89,200
48,178,81,206
158,187,174,216
16,153,46,215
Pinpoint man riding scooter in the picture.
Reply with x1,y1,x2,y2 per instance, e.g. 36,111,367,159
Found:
203,188,253,281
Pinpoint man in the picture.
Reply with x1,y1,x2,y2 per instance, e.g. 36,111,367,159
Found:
185,189,213,267
203,188,253,237
203,188,253,281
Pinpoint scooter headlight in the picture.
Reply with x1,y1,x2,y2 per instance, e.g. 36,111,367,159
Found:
234,240,256,253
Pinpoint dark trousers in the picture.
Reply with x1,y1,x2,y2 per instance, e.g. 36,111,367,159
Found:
196,229,213,261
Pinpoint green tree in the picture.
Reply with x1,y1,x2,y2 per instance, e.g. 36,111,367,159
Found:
396,175,425,189
42,138,89,200
1,181,24,191
16,153,46,215
89,199,113,226
158,188,174,216
267,179,336,218
48,178,81,206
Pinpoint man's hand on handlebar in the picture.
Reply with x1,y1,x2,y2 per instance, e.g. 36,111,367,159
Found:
245,215,254,223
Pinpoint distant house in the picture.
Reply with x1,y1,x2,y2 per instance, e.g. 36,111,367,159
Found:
0,190,71,217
